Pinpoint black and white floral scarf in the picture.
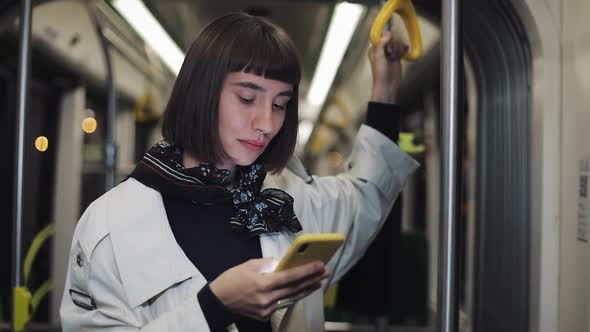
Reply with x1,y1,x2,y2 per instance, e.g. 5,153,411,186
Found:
129,140,302,236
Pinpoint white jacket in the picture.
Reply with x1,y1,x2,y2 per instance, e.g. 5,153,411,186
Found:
60,125,418,331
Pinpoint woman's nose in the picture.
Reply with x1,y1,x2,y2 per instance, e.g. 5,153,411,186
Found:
253,105,273,134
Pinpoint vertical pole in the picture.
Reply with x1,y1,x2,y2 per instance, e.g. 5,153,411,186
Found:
438,0,461,331
377,2,393,331
13,0,32,306
12,0,32,330
99,18,117,192
103,53,117,192
87,4,117,191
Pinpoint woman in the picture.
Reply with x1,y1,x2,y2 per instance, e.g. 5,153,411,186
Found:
60,12,417,332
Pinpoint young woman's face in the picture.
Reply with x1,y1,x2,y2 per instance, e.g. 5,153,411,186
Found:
217,71,293,170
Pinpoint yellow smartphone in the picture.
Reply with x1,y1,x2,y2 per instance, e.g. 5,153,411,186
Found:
274,233,345,272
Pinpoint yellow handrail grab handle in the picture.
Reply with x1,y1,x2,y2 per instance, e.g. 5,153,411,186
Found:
398,132,425,154
13,224,56,331
24,224,55,284
13,287,31,332
370,0,423,61
31,280,52,313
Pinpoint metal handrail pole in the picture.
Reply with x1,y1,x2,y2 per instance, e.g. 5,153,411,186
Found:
12,0,33,329
87,4,117,191
437,0,461,331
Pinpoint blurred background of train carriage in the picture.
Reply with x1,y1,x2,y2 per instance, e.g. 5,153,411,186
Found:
1,0,589,331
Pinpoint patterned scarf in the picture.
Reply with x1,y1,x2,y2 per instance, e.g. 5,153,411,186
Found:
129,141,302,236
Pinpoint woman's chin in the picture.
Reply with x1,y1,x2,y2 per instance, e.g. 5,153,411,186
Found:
235,159,259,167
233,155,261,167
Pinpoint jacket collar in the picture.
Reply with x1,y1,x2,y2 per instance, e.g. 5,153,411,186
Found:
105,178,201,308
286,157,313,184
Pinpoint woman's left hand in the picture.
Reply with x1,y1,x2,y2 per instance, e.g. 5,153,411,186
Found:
209,258,330,321
368,31,408,104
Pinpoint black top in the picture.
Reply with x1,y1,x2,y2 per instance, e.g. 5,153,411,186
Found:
163,198,269,331
163,102,402,331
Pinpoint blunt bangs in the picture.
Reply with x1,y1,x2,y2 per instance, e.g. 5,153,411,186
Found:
226,17,301,85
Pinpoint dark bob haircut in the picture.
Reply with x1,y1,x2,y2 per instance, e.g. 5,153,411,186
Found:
161,12,301,173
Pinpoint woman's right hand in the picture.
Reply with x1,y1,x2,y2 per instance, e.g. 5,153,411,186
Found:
209,258,329,321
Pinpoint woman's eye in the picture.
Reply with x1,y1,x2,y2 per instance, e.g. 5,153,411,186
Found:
238,96,254,104
273,103,287,110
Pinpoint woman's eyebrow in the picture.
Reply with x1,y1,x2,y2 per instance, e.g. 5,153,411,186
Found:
277,90,294,97
233,81,264,91
232,82,293,97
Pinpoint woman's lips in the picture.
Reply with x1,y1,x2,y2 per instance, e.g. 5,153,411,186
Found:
239,139,265,151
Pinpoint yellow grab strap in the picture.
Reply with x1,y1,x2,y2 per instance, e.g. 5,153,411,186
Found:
370,0,423,61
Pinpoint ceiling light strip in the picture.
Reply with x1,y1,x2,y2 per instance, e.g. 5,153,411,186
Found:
112,0,185,75
306,2,365,114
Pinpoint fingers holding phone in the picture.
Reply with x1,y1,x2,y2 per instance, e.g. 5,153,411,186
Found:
267,260,331,308
209,233,342,320
209,258,329,321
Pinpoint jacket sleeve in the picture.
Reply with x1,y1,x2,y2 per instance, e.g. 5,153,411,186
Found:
277,125,419,284
60,228,212,331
